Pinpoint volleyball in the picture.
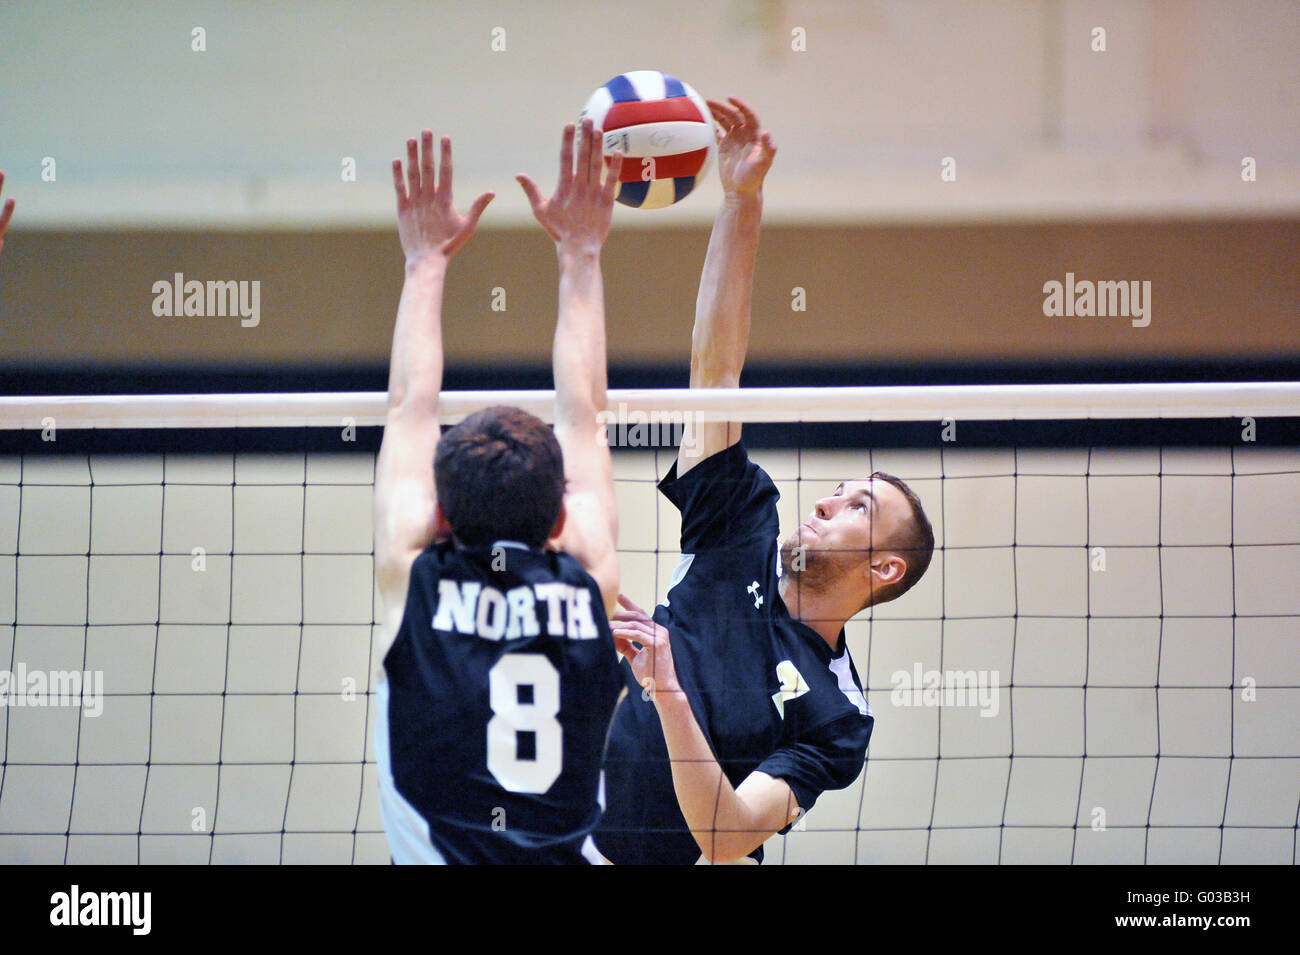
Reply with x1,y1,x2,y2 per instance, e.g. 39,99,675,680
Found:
579,70,715,209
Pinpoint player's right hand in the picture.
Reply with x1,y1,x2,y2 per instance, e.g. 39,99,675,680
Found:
391,131,494,264
707,97,776,196
516,119,623,255
0,171,15,256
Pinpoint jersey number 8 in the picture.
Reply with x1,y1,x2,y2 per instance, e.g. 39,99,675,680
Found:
487,653,562,793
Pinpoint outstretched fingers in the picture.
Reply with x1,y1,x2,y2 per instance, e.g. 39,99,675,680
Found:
516,173,544,213
707,98,740,132
463,190,495,231
602,150,623,202
710,97,768,149
441,189,495,256
728,96,761,130
581,118,599,189
556,123,576,196
435,135,451,198
406,137,423,198
390,158,407,205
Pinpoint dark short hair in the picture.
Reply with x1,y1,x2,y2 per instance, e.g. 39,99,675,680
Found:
434,406,565,549
869,471,934,603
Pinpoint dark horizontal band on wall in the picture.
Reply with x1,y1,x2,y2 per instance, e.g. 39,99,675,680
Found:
2,356,1298,397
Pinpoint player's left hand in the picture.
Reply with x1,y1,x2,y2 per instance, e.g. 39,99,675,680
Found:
392,131,494,264
0,171,15,256
517,119,623,255
611,594,683,701
707,97,776,195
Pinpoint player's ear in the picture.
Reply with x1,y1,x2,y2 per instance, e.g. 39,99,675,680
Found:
870,552,906,590
548,502,567,543
433,501,453,541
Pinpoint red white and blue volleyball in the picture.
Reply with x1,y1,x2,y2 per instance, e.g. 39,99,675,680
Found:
580,71,715,209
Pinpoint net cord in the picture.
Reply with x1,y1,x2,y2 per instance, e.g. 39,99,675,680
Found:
2,382,1299,430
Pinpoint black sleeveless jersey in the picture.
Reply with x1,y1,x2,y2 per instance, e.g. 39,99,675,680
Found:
377,540,621,864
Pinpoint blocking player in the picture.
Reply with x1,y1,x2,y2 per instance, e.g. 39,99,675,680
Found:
594,99,935,864
0,171,14,256
372,122,625,863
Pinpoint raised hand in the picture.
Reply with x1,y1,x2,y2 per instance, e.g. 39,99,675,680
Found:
707,97,777,195
391,131,494,264
517,119,623,254
0,171,14,256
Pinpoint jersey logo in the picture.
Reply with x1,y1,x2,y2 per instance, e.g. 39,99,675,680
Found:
747,580,764,610
771,660,810,718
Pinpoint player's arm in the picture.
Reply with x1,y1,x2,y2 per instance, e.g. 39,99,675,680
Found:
613,596,799,863
373,132,493,657
517,121,624,615
0,171,15,256
677,98,776,477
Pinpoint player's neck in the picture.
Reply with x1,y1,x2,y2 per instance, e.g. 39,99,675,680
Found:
778,576,849,651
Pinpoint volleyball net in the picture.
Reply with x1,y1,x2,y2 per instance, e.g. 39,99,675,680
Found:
0,383,1297,864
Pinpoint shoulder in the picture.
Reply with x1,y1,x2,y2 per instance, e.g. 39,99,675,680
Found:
774,623,871,727
544,547,605,593
411,539,458,575
658,443,780,550
661,441,768,490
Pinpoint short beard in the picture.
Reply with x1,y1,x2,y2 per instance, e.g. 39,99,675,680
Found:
780,532,860,597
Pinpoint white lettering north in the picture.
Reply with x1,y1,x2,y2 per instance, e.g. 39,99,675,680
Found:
566,587,598,639
432,579,481,634
505,586,540,638
533,582,569,636
476,587,507,640
433,580,598,640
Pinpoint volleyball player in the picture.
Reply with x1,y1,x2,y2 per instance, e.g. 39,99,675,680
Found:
372,122,625,863
594,99,935,864
0,171,14,255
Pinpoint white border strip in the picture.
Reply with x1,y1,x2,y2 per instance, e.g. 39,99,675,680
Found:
1,383,1298,430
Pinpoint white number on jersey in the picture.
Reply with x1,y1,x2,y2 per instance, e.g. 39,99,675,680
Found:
771,659,810,718
487,653,563,793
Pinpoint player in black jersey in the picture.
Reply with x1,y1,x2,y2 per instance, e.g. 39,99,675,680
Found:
373,123,626,863
594,99,935,864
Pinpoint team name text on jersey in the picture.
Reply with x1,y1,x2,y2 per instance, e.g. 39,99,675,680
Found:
431,580,599,641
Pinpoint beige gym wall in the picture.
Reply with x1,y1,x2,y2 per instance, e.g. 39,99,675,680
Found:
2,220,1296,372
